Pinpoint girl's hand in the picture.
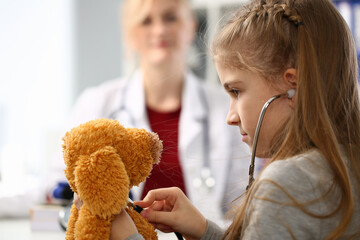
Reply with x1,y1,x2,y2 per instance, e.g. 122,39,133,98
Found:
73,193,138,240
73,193,83,210
135,187,207,240
110,209,138,240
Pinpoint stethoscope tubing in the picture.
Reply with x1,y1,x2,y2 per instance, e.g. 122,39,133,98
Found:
246,94,283,190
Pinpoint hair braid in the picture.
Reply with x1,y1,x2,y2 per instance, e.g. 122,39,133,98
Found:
255,2,303,26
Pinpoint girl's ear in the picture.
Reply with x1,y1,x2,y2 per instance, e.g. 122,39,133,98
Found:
283,68,297,88
283,68,297,107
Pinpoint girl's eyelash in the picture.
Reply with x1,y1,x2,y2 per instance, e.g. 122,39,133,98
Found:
229,89,240,96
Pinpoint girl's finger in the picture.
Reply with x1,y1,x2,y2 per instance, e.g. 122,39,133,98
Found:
136,187,181,208
153,223,173,233
148,200,166,211
141,208,174,227
73,193,83,210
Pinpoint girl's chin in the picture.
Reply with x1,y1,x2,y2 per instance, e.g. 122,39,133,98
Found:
255,151,272,159
249,147,272,159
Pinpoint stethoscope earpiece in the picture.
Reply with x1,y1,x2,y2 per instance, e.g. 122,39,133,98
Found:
287,89,296,99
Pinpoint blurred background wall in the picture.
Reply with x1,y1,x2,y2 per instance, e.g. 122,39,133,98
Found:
0,0,75,190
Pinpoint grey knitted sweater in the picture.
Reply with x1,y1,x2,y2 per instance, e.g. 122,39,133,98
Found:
127,148,360,240
201,148,360,239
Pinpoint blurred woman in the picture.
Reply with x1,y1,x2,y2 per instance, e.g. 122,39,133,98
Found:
68,0,249,223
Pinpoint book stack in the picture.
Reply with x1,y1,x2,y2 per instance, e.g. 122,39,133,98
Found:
29,204,64,232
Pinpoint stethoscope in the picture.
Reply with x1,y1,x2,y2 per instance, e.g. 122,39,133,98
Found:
246,89,296,190
109,73,216,193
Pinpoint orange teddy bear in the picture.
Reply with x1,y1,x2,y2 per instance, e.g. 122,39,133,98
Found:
62,118,162,240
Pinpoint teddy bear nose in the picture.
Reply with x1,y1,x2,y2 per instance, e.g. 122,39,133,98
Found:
147,132,163,165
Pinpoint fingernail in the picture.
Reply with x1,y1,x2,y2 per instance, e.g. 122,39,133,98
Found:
141,210,148,218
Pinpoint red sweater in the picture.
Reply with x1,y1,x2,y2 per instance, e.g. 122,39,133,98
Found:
141,106,187,199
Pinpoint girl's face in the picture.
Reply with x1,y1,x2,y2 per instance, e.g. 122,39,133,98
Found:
130,0,195,67
216,63,293,158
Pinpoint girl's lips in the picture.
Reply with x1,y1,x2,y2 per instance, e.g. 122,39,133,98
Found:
241,133,248,142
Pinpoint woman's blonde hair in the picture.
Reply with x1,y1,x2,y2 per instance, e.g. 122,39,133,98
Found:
121,0,193,45
211,0,360,239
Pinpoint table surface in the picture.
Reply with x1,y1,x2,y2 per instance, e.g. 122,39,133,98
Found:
0,218,65,240
0,218,178,240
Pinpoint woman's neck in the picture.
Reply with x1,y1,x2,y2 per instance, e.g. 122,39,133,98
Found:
142,64,185,112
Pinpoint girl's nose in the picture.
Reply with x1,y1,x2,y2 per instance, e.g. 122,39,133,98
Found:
226,110,240,126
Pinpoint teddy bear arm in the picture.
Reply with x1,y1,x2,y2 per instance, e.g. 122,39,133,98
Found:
126,208,158,240
75,146,130,219
75,206,113,240
65,203,79,240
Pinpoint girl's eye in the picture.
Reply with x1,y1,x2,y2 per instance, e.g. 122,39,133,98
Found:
230,89,241,97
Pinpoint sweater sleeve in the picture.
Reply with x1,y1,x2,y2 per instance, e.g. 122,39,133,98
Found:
200,220,225,240
126,233,144,240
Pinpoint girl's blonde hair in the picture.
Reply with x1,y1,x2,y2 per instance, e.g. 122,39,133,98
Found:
211,0,360,239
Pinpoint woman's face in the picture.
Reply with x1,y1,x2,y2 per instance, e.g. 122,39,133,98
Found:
216,63,293,158
130,0,195,67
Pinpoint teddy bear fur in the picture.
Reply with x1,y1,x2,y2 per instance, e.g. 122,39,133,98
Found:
62,118,162,240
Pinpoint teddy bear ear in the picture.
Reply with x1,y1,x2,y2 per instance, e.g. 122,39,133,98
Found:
74,146,130,219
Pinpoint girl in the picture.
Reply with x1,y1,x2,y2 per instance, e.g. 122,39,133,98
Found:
88,0,360,239
117,0,360,239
